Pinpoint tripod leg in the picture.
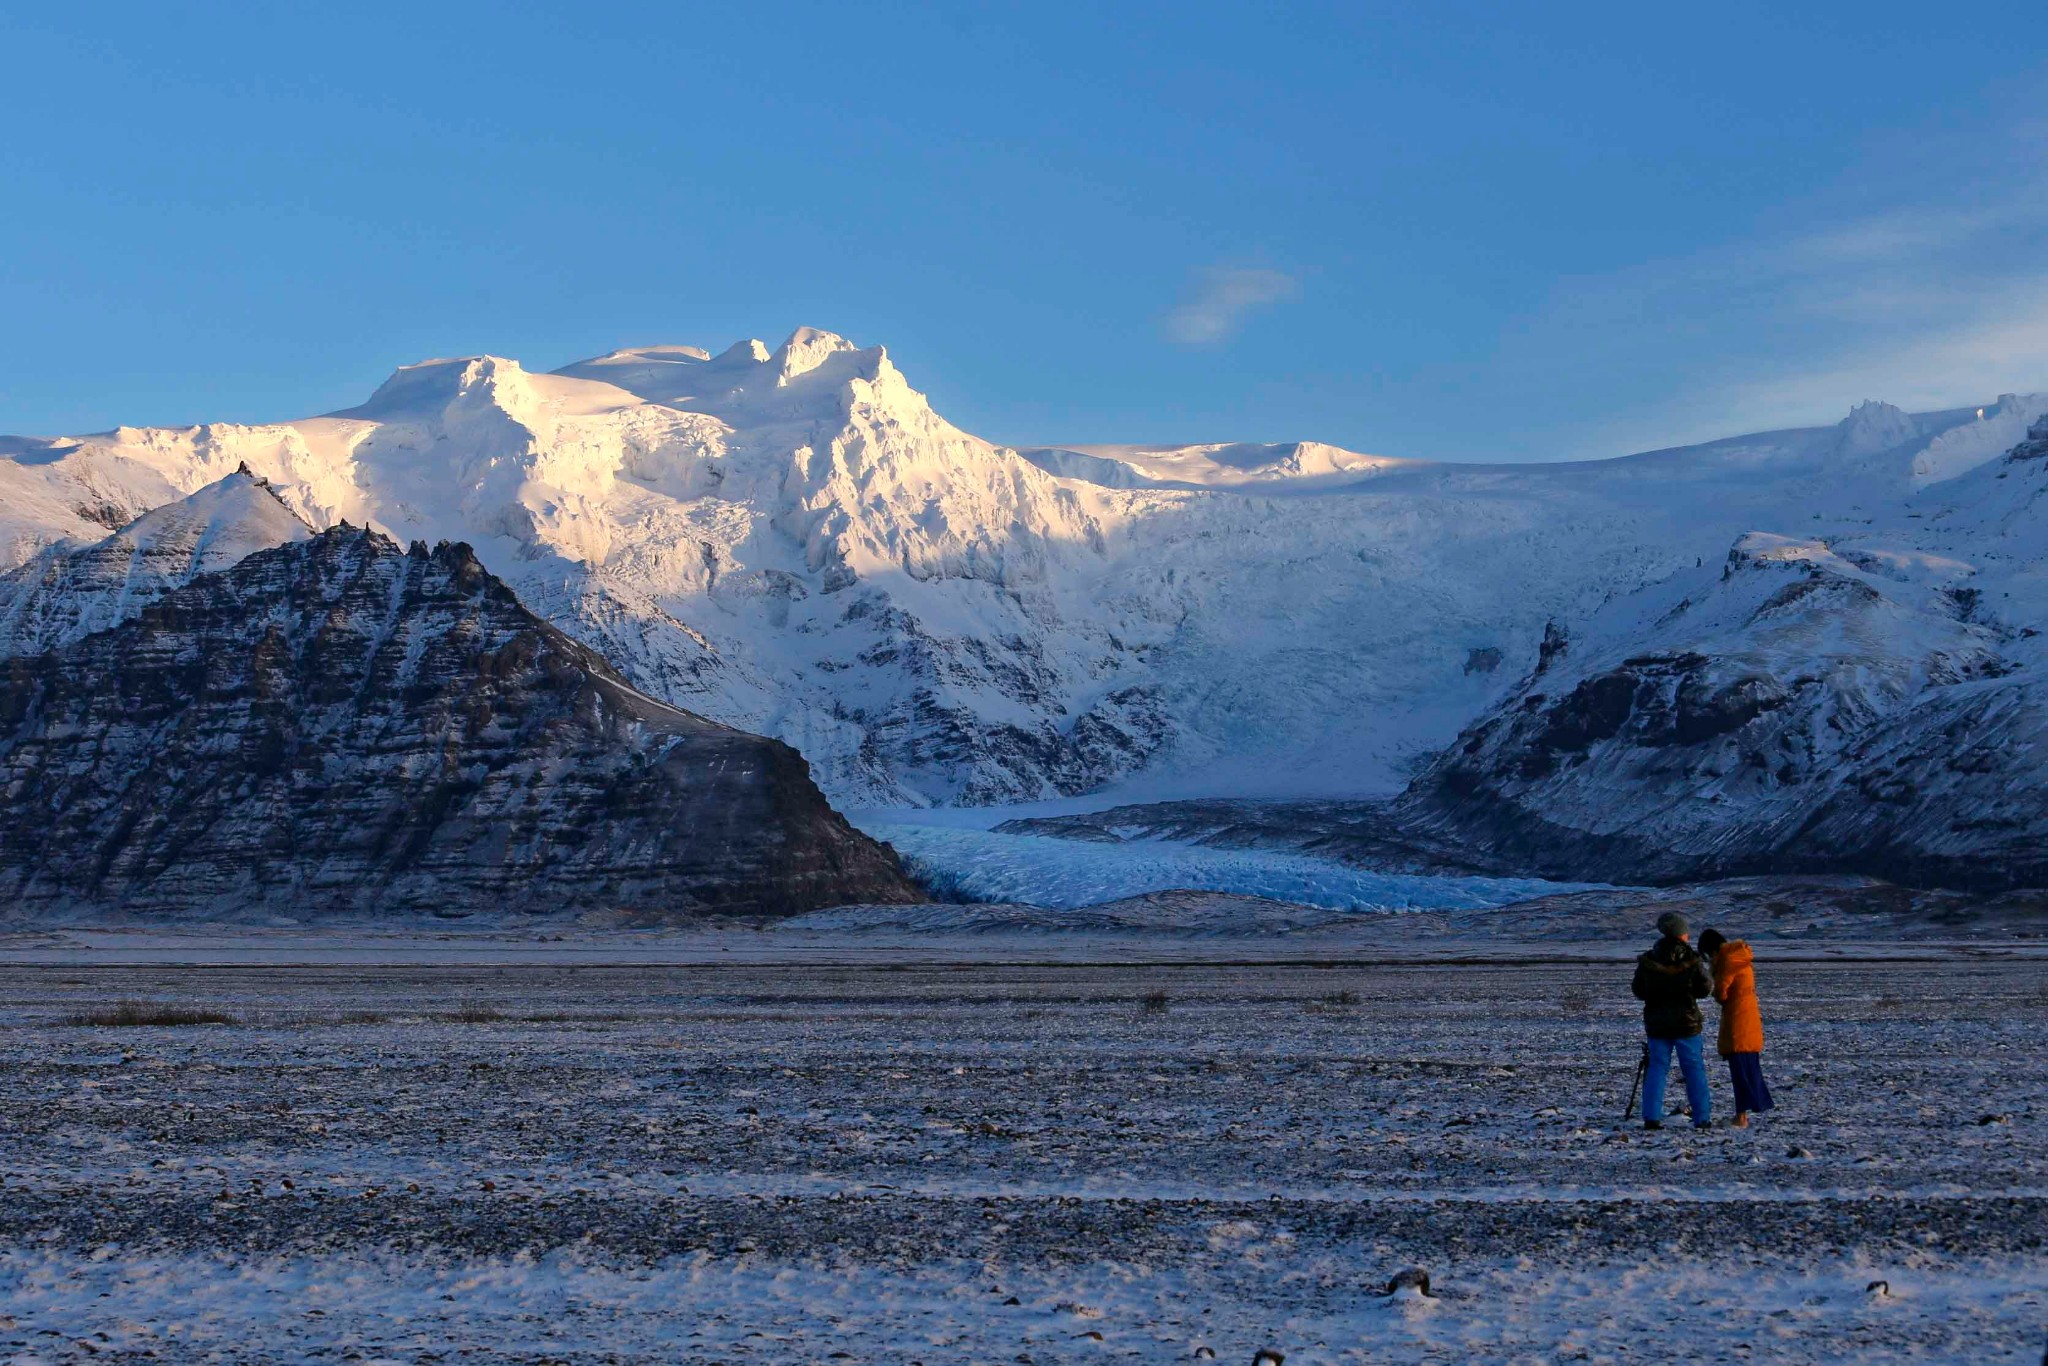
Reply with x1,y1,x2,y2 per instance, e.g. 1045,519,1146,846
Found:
1623,1045,1647,1120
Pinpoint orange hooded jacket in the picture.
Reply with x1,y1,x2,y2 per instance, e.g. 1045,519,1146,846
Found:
1711,940,1764,1056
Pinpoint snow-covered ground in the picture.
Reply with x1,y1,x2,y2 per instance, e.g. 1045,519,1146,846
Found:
2,958,2040,1362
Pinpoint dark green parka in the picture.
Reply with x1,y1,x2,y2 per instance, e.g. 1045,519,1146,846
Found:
1631,935,1712,1039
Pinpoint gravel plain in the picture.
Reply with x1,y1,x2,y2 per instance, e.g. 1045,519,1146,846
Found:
1,955,2043,1363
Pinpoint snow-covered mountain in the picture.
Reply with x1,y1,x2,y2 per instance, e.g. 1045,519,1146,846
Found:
1,330,2043,816
1399,416,2048,890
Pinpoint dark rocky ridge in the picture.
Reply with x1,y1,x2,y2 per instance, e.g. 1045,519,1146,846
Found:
0,525,920,920
1394,672,2048,897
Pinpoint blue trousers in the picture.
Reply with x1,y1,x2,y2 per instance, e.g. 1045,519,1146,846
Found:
1727,1052,1774,1113
1643,1034,1711,1126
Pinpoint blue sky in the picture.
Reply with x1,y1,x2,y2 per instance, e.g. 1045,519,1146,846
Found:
3,2,2046,461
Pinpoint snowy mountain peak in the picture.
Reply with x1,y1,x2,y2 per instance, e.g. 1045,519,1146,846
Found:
342,354,649,440
770,327,862,384
4,334,2045,809
114,463,312,555
550,334,883,404
718,338,773,366
352,355,515,413
1833,399,1917,457
1398,502,2030,888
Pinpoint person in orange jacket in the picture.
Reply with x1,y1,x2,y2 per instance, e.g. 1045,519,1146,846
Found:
1698,928,1774,1127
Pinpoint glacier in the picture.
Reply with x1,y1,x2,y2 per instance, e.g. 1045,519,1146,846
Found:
857,819,1593,911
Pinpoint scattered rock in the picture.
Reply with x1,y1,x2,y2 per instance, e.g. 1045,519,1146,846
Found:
1386,1267,1434,1298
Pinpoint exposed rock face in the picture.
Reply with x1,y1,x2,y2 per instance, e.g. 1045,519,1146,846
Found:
0,525,919,920
2004,412,2048,464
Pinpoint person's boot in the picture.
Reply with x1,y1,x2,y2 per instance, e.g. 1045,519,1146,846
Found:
1642,1120,1663,1130
1732,1112,1750,1129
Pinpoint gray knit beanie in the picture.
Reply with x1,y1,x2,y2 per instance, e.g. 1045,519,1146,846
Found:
1656,910,1689,939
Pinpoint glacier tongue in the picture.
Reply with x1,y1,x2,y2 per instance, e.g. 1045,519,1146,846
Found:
0,335,2043,818
858,820,1589,912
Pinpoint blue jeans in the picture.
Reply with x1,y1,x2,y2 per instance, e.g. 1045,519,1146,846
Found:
1643,1034,1711,1126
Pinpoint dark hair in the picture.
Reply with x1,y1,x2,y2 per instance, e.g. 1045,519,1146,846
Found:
1697,928,1727,956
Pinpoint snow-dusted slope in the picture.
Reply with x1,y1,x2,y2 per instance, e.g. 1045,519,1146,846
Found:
1017,440,1418,490
0,331,2041,812
0,437,183,568
0,466,312,658
1399,417,2048,889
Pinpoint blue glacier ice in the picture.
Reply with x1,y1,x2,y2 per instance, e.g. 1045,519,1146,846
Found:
855,821,1596,912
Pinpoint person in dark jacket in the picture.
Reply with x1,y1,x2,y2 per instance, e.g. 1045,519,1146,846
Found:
1630,910,1714,1130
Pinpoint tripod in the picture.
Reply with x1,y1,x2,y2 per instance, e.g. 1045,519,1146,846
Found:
1621,1041,1649,1120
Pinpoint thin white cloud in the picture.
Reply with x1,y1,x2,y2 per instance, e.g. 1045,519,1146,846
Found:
1720,289,2048,420
1162,266,1299,345
1503,102,2048,457
1650,235,2048,447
